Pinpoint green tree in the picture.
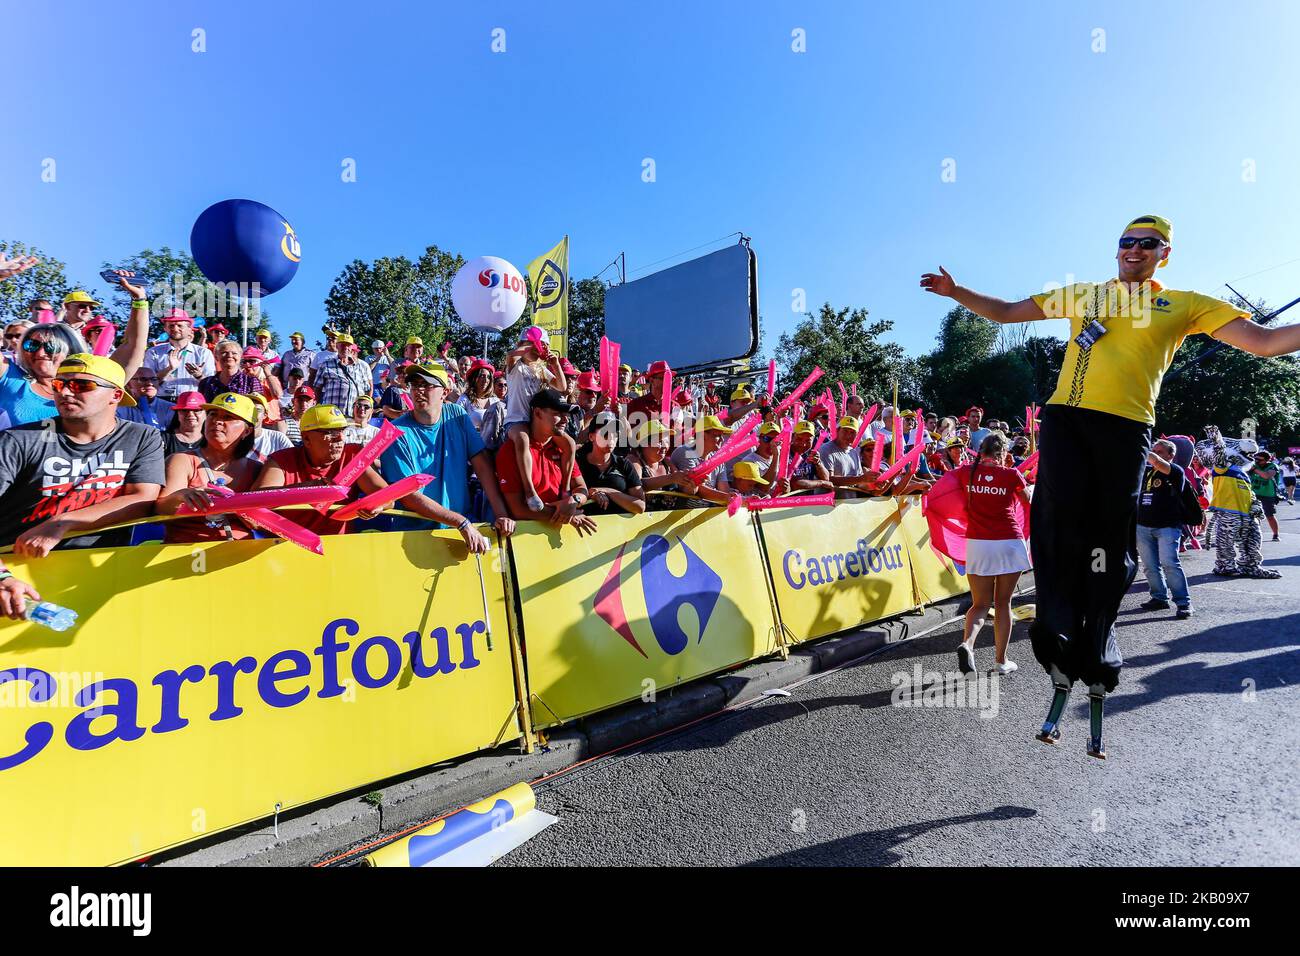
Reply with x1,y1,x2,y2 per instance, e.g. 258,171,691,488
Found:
1157,296,1300,448
565,277,607,372
773,303,913,408
0,240,76,324
916,305,1066,419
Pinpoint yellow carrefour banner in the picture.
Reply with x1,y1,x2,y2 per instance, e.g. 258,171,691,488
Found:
510,509,777,728
0,529,520,866
757,497,917,642
895,495,969,605
526,235,569,356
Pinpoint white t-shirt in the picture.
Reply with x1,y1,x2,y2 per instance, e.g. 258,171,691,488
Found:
344,422,380,446
458,394,500,431
504,361,555,427
252,428,292,461
144,340,214,399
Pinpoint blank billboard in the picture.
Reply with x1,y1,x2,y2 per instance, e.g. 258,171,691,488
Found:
604,243,758,370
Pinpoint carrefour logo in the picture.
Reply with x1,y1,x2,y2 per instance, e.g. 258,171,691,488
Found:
1154,296,1172,309
534,258,567,312
0,616,486,772
478,269,524,293
783,538,905,590
594,534,723,658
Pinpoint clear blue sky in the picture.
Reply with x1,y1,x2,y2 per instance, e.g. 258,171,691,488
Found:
4,0,1299,357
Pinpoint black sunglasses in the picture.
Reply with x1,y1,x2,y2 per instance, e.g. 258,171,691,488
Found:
1118,236,1167,251
22,339,60,356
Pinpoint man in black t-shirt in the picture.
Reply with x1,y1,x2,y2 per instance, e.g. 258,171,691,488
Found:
1135,438,1193,618
0,354,165,620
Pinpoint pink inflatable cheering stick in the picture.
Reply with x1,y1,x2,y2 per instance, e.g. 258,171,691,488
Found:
333,420,403,490
1016,450,1040,474
83,317,115,356
869,433,886,472
37,308,56,324
747,491,835,511
837,381,848,418
771,366,823,417
766,359,776,399
660,367,673,424
609,342,622,400
330,473,434,522
876,442,925,484
176,484,346,516
850,382,858,397
599,336,612,401
241,508,326,555
726,494,745,517
785,452,805,481
775,418,794,480
689,435,759,485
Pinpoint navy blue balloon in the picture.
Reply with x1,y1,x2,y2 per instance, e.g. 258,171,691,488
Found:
190,199,301,296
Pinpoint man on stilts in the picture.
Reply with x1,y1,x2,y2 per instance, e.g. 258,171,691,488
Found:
922,215,1300,759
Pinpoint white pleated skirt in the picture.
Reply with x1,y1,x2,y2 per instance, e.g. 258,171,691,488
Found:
965,537,1031,576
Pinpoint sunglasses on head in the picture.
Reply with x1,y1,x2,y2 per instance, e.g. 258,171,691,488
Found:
22,339,60,356
52,377,116,396
1118,236,1167,251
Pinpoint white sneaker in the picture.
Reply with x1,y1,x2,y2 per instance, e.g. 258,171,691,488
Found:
957,643,975,674
995,660,1018,675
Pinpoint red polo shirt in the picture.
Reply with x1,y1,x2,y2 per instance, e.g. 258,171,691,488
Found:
495,437,576,504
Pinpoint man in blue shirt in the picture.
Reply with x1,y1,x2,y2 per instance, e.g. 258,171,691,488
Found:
377,362,515,540
116,368,175,430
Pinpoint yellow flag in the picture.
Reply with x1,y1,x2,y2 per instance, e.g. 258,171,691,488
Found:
526,236,569,356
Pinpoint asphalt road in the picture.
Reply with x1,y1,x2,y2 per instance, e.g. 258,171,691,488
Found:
501,505,1300,867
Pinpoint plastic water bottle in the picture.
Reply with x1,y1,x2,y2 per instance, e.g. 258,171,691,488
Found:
24,601,78,632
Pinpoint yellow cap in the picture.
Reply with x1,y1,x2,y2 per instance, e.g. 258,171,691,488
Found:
405,362,450,387
334,333,355,345
618,363,632,373
697,414,732,434
247,392,269,407
1124,215,1173,267
405,336,424,347
838,416,860,431
731,460,769,485
731,386,753,401
794,421,816,437
633,419,671,444
758,421,781,436
1123,214,1172,242
299,404,349,432
202,392,257,425
56,353,134,405
62,290,99,306
255,328,271,337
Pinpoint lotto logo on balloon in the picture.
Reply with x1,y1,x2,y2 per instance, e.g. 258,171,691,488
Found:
280,223,302,263
476,268,523,293
452,256,527,332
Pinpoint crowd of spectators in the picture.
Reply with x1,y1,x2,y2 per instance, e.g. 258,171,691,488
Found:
0,255,1278,623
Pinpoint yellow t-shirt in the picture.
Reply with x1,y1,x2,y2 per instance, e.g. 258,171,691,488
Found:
1030,280,1246,424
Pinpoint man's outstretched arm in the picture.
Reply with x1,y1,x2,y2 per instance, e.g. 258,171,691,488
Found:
920,265,1046,325
1211,318,1300,358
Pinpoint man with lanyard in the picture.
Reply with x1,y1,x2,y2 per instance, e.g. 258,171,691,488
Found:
144,307,214,401
922,214,1300,759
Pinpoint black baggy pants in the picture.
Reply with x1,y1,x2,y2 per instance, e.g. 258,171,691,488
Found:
1028,404,1151,692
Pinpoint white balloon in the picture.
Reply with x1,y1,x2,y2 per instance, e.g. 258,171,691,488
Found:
452,256,528,331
